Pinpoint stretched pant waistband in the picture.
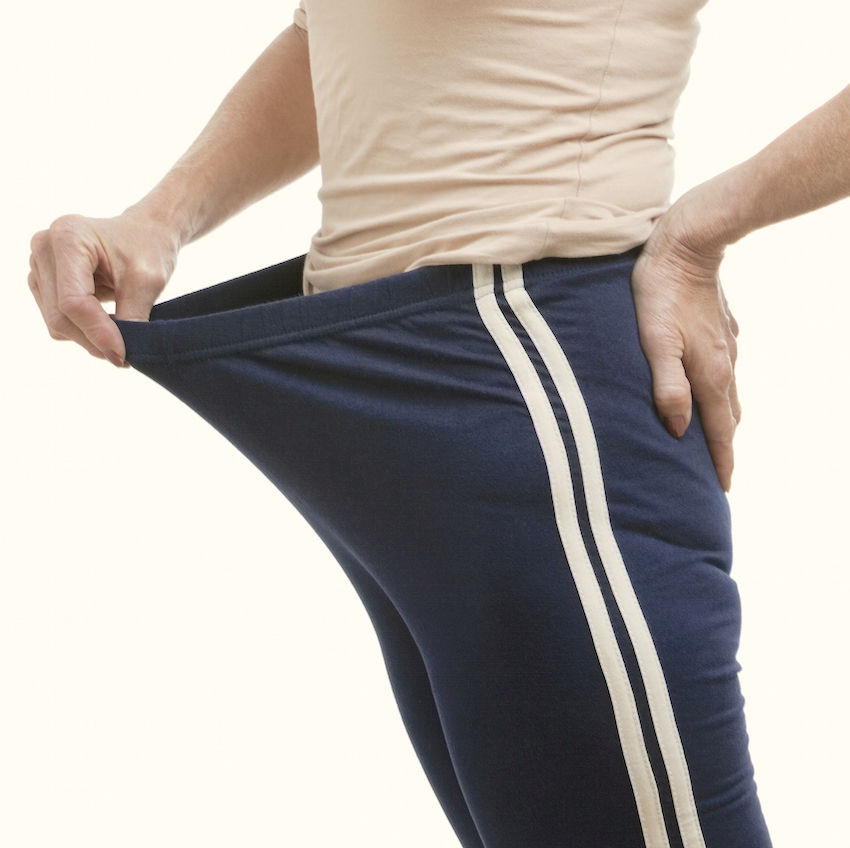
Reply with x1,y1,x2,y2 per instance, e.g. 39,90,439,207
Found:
116,250,641,364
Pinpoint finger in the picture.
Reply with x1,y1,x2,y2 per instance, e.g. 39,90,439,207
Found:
718,285,740,339
727,326,738,364
728,376,742,425
27,267,45,310
727,307,740,340
29,240,76,345
48,312,111,357
31,271,111,357
724,332,741,424
641,335,694,438
55,272,127,361
721,301,741,424
698,402,736,492
114,284,154,322
92,269,115,302
688,350,737,491
50,221,126,362
28,269,73,344
28,231,51,307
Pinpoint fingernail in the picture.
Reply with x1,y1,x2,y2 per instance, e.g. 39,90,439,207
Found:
664,415,686,439
104,349,125,368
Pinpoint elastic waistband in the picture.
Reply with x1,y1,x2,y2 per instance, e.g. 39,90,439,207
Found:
116,250,641,364
117,256,477,363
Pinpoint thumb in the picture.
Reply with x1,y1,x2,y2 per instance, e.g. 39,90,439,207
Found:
113,277,158,322
645,348,693,439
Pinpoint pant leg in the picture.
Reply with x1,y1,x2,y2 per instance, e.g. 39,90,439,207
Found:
492,258,772,848
319,536,486,848
118,259,489,847
117,253,772,848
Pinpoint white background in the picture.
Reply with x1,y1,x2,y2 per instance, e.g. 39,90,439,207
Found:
2,1,848,845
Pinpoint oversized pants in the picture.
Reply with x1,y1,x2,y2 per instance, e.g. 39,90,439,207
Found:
117,250,772,848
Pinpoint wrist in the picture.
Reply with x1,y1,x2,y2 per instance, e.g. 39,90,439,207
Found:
667,157,782,259
125,168,211,249
676,171,753,253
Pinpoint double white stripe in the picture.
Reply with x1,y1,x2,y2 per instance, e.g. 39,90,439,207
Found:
473,264,705,848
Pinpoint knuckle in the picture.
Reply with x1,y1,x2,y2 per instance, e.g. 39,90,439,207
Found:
125,258,167,292
706,351,734,390
708,431,735,454
30,229,49,254
715,410,739,440
642,324,681,354
47,320,68,341
56,290,83,317
48,213,86,240
653,383,691,410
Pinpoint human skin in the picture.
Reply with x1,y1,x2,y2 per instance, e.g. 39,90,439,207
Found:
26,20,850,490
631,82,850,490
27,24,317,365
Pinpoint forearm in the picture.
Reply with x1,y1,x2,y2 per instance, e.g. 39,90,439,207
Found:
674,83,850,252
130,24,318,246
631,84,850,490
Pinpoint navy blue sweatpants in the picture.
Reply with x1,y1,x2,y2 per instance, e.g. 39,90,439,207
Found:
117,251,772,848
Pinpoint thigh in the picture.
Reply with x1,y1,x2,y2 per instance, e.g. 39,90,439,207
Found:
517,257,772,848
119,254,772,848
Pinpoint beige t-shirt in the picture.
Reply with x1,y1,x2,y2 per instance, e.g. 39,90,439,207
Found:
294,0,705,293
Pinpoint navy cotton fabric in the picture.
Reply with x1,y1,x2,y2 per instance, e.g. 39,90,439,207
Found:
117,252,771,848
